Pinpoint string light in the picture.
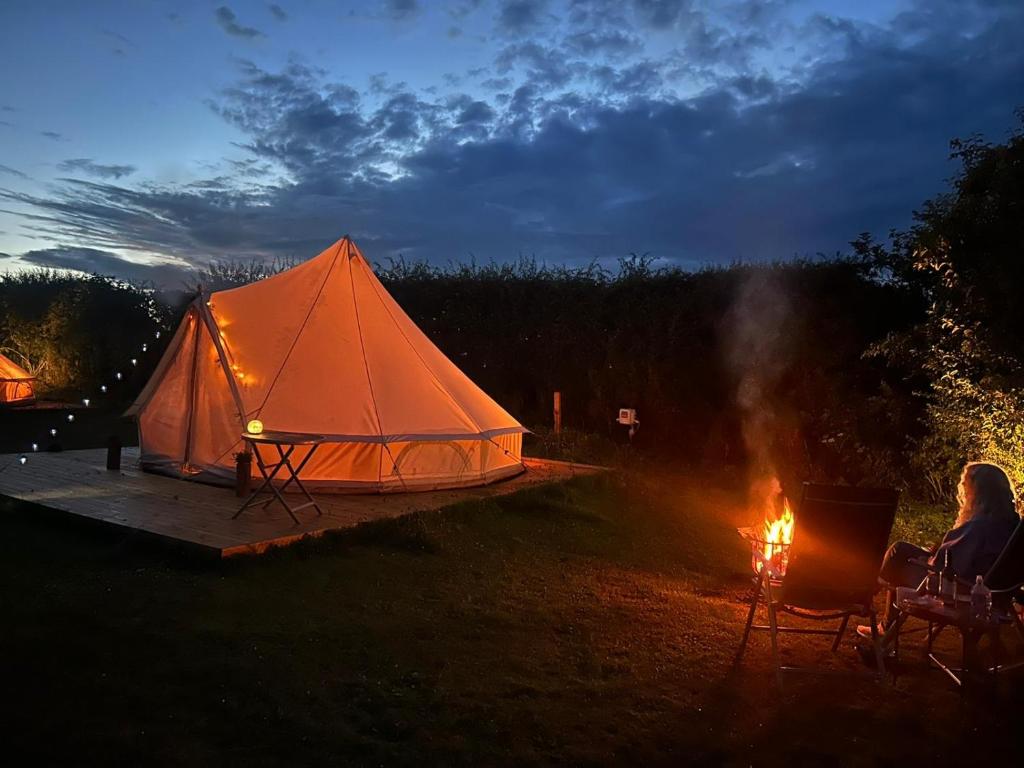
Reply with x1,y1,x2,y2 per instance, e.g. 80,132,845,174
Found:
24,323,165,460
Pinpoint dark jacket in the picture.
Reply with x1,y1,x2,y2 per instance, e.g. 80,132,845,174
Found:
931,514,1020,579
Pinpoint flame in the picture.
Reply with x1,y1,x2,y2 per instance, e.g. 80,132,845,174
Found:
762,497,795,568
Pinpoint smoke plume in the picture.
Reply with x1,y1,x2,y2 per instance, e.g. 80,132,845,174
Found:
725,268,793,517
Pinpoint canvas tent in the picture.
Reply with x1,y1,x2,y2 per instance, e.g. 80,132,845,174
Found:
128,236,526,492
0,352,35,404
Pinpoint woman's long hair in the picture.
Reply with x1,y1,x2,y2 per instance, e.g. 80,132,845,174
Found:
956,462,1020,526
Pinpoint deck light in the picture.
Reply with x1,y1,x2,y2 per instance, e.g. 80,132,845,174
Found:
100,385,108,393
67,414,74,422
82,398,90,407
116,372,123,380
49,428,57,437
18,455,26,465
142,343,148,352
31,443,38,451
130,358,137,366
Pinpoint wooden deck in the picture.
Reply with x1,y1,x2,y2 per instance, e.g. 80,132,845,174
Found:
0,449,603,558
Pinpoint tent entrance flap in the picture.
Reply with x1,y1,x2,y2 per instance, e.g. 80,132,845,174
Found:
128,236,526,492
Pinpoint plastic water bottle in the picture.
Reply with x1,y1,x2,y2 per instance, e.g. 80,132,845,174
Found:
970,575,991,622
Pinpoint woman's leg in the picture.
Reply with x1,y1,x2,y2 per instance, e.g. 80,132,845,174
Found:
879,541,933,628
880,541,932,589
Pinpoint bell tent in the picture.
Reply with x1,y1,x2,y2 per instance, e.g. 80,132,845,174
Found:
0,353,35,405
128,237,526,492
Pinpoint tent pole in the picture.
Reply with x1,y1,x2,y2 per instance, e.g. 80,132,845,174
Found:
183,304,202,468
197,291,248,427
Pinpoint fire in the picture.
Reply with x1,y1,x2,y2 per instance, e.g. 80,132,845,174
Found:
760,497,795,574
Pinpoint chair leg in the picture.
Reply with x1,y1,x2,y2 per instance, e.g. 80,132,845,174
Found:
767,600,783,690
831,614,849,652
869,610,887,684
927,621,946,654
735,569,765,664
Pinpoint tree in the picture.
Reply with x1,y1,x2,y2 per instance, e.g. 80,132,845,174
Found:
875,112,1024,495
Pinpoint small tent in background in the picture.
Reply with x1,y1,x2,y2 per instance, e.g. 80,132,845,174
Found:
0,352,35,405
128,236,526,492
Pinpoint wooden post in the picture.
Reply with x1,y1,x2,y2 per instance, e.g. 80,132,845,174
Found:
235,452,252,498
106,435,121,471
553,391,562,435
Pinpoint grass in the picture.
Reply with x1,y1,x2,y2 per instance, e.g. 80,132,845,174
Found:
2,467,1021,766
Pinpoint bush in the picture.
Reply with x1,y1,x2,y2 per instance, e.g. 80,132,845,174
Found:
0,270,171,401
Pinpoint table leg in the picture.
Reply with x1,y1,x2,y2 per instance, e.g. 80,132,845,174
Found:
237,444,301,524
284,444,323,516
234,442,276,518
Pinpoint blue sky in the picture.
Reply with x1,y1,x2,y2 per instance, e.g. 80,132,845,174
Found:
0,0,1021,284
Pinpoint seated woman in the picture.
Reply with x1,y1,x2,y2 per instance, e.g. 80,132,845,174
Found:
859,462,1020,642
881,461,1020,592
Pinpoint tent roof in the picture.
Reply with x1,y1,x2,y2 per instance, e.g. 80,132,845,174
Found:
182,236,523,442
0,352,33,382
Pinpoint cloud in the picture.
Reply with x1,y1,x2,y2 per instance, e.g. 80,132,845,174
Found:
2,0,1023,280
56,158,137,180
0,164,28,179
496,0,550,35
384,0,419,20
269,4,288,22
631,0,691,29
564,29,642,57
40,131,64,141
14,246,194,286
448,0,484,20
215,6,265,39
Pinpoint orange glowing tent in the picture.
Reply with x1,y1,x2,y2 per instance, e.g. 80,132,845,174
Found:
128,236,526,491
0,352,35,405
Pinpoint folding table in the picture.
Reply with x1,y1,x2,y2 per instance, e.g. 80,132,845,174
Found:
234,431,325,524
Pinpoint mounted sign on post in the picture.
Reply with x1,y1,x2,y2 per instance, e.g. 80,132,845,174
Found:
616,408,639,443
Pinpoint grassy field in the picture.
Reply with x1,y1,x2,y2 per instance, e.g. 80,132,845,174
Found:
1,464,1020,766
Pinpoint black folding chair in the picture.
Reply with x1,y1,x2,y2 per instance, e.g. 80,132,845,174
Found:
887,517,1024,686
736,483,900,688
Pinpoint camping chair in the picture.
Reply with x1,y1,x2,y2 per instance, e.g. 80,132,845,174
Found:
736,483,899,688
886,518,1024,687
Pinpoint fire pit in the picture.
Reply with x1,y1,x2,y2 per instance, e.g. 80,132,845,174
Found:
738,495,795,577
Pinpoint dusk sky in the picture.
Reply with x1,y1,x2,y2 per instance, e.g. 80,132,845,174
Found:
0,0,1021,285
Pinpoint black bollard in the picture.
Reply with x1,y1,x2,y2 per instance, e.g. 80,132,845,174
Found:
106,434,122,471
